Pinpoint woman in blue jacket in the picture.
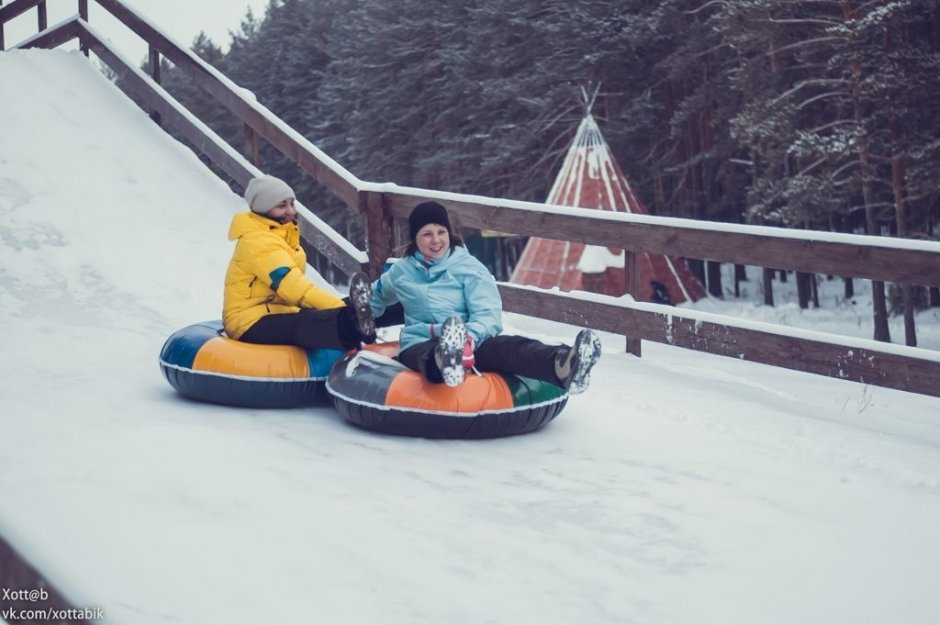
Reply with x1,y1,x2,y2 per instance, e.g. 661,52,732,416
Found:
370,201,602,392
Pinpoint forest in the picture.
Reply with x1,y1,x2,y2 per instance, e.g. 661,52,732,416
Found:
147,0,940,343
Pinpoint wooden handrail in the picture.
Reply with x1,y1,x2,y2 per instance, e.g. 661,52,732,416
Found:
10,13,79,48
92,0,363,212
499,284,940,398
0,0,45,24
383,189,940,287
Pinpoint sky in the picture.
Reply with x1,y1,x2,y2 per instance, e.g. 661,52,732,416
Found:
3,0,270,61
2,48,940,625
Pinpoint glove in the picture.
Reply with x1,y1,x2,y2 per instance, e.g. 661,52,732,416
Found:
462,335,476,370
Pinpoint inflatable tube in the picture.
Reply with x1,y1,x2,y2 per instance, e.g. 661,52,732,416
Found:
326,343,569,438
159,321,344,408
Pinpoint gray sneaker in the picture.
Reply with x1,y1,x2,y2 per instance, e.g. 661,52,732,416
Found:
555,329,602,395
348,272,375,338
435,316,466,388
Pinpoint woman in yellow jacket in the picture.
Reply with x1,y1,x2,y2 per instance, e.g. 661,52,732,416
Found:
223,175,375,350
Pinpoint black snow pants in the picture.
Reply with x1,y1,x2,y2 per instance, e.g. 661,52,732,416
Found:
240,303,405,351
397,334,565,386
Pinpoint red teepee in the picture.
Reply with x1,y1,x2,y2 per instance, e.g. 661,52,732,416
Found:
510,113,706,305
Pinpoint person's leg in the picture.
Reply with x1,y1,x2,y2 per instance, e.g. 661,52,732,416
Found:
332,306,366,348
397,340,443,383
398,329,601,393
240,308,358,350
239,313,300,345
473,335,564,384
474,330,601,394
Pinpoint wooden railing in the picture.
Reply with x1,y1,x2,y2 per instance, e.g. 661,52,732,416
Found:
3,0,940,398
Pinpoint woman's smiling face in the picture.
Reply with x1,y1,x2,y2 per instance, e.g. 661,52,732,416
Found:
415,223,450,260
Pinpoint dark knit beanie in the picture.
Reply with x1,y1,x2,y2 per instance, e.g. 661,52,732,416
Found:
409,202,452,241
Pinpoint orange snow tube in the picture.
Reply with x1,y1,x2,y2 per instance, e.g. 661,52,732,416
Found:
326,343,569,438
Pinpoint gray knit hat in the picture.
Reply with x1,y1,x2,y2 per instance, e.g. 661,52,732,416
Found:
245,175,295,215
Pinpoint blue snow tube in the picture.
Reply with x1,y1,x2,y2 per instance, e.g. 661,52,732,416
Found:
159,320,344,408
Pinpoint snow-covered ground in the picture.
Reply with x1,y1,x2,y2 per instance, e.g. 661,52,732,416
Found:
697,267,940,351
2,49,940,625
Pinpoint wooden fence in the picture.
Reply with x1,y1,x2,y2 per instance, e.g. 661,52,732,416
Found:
3,0,940,398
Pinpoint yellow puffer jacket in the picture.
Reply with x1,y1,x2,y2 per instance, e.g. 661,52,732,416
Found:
223,211,344,339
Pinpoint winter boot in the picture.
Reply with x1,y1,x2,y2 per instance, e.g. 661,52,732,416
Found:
554,329,602,395
348,272,376,340
435,316,467,388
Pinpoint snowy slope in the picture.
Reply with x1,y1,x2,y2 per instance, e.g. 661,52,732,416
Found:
2,50,940,625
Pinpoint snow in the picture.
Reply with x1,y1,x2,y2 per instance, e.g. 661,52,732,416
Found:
2,49,940,625
1,0,272,60
577,245,625,273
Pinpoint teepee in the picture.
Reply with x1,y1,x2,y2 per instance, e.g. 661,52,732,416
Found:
509,110,706,305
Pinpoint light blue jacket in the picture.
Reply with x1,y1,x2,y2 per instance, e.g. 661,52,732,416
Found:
370,246,503,351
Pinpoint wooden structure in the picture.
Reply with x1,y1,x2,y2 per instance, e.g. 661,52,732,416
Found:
2,0,940,402
511,111,706,305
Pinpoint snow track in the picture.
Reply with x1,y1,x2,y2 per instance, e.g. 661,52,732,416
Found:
2,50,939,625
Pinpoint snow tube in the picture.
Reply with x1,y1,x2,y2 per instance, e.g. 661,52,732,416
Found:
326,343,569,438
159,320,344,408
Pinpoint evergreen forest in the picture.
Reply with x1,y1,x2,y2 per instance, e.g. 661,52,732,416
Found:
147,0,940,341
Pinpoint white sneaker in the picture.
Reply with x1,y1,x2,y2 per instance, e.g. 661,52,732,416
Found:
435,316,466,388
555,329,602,395
348,272,375,338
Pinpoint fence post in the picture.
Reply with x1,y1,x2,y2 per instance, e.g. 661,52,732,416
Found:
78,0,88,56
37,1,46,31
363,191,393,280
624,249,642,357
0,0,5,52
148,45,162,125
243,124,260,167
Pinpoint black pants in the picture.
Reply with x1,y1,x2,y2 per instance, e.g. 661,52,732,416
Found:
240,303,405,351
398,334,564,385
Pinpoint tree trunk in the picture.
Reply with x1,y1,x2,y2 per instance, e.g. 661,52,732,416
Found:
734,264,747,297
859,128,890,341
707,261,723,298
846,0,890,342
763,268,775,306
796,272,811,309
890,111,916,345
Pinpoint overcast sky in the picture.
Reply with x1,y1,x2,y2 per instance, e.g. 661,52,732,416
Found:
4,0,270,61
